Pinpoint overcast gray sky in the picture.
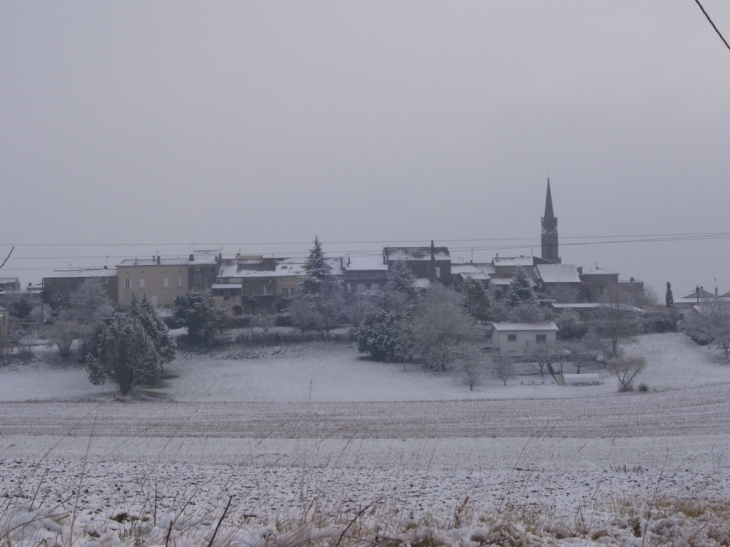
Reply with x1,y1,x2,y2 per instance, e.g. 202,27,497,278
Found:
1,1,729,297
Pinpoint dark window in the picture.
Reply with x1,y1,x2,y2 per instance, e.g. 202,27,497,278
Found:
507,334,517,342
536,334,547,343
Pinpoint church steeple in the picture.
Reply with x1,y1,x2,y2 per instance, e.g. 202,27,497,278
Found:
541,179,560,263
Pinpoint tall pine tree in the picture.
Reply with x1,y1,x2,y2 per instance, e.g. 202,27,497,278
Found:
507,267,538,308
665,282,674,308
300,237,336,296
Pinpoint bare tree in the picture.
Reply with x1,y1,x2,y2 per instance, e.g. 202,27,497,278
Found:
606,356,646,391
407,284,481,371
592,286,643,358
43,280,114,359
45,319,87,359
251,309,277,334
493,355,516,386
683,297,730,359
452,341,488,390
562,339,593,374
548,284,580,304
524,341,564,380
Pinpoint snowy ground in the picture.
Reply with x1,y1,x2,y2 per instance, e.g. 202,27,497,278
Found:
2,333,730,545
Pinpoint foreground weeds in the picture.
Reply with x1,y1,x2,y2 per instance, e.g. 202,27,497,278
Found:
3,492,730,546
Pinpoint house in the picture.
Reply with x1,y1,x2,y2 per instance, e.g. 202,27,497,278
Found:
43,268,118,306
579,266,620,303
117,251,220,308
536,263,587,302
451,263,495,287
674,288,730,314
342,254,389,295
0,277,20,293
117,257,189,308
212,255,343,315
383,243,452,285
491,322,559,355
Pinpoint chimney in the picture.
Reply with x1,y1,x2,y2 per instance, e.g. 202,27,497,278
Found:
157,255,161,265
189,254,194,262
134,258,138,265
577,266,583,275
630,277,634,282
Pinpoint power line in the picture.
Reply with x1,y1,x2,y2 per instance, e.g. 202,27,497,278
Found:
2,230,730,248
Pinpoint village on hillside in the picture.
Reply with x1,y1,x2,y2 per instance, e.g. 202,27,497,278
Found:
2,181,728,362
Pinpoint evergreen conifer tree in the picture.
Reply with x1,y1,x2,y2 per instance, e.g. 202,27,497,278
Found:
665,282,674,308
461,277,491,320
86,314,164,395
133,295,176,363
389,260,418,301
506,267,538,308
300,237,335,296
295,237,342,335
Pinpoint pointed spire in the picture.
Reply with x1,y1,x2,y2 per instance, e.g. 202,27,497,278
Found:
544,179,555,220
430,240,435,260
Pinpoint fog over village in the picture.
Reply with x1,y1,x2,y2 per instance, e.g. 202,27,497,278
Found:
2,2,730,546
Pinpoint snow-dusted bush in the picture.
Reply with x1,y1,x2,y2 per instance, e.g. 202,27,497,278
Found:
173,290,223,344
86,314,166,395
356,309,410,361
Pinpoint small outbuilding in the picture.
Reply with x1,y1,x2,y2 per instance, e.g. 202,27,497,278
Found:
491,322,559,356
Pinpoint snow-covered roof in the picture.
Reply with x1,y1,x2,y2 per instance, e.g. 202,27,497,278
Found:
189,250,220,265
384,247,450,262
0,277,19,283
212,283,242,290
492,322,559,332
217,256,342,280
118,257,190,267
681,289,716,299
551,303,602,309
345,254,388,271
492,256,533,267
675,296,730,307
414,278,432,289
536,264,581,284
452,263,496,281
580,267,619,276
490,277,536,287
45,268,116,278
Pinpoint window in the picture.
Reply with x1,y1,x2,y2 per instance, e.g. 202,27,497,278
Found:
435,267,441,278
536,334,547,343
357,283,366,293
139,278,145,289
163,278,169,288
507,334,517,342
124,279,131,289
178,277,184,288
282,287,289,297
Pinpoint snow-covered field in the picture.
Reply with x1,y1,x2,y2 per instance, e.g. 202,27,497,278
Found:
2,333,730,545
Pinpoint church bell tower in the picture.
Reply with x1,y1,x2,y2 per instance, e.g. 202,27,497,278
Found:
541,179,560,263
